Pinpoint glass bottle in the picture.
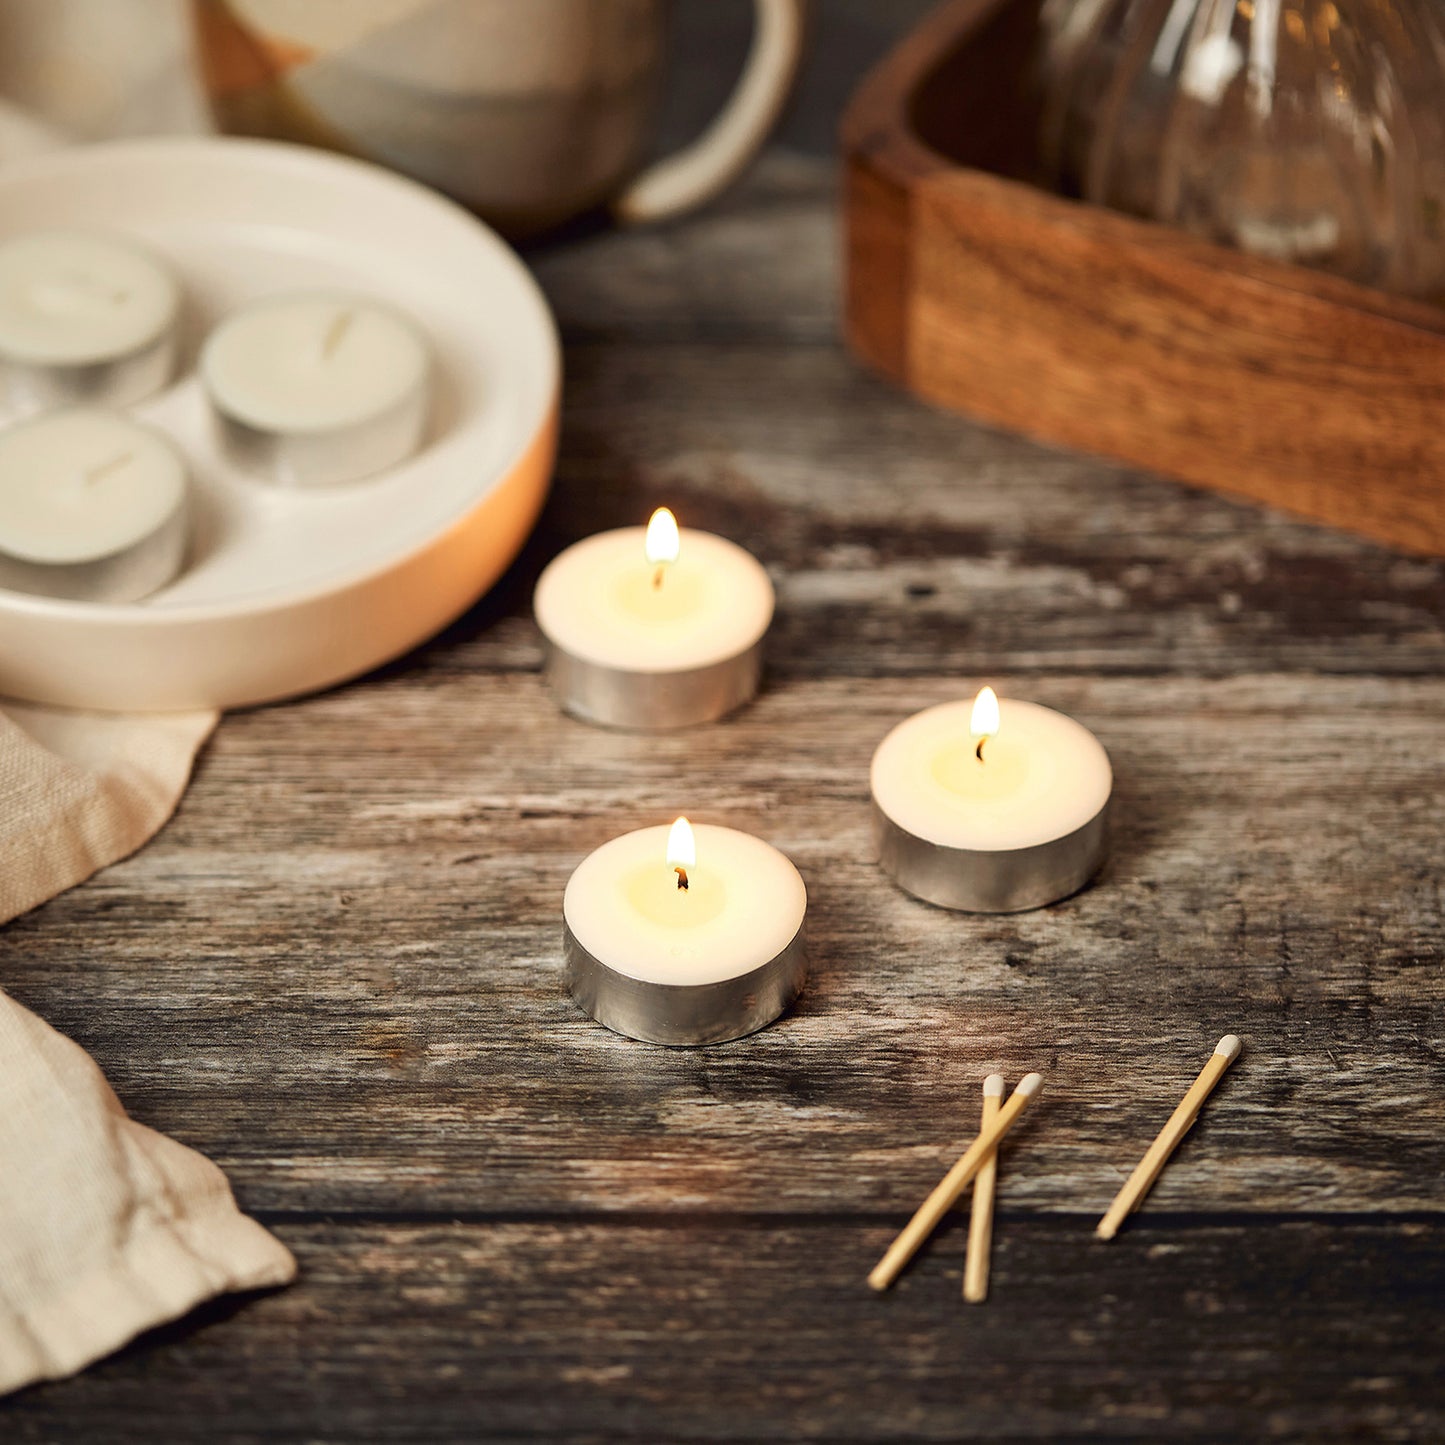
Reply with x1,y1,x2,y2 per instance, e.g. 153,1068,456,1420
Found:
1038,0,1445,299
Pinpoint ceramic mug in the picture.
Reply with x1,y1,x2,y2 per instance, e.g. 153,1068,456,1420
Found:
193,0,809,235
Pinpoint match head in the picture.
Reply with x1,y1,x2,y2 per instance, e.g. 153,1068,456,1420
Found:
983,1073,1005,1097
1015,1071,1043,1098
1215,1034,1242,1061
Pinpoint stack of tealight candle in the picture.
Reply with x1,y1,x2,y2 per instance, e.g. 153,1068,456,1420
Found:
535,510,1114,1046
0,228,433,603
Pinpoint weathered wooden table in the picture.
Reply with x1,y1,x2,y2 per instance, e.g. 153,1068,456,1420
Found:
5,12,1444,1439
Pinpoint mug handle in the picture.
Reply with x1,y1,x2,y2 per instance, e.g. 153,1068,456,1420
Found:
613,0,810,225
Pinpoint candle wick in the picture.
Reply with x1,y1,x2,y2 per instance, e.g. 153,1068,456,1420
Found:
975,737,987,763
83,451,133,486
652,564,665,591
323,309,354,360
674,866,689,891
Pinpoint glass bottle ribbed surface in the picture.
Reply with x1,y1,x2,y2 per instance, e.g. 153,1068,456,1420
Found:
1039,0,1445,298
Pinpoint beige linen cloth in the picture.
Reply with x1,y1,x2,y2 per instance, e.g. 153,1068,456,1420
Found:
0,706,297,1396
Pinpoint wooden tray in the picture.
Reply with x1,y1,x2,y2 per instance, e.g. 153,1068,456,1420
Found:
842,0,1445,556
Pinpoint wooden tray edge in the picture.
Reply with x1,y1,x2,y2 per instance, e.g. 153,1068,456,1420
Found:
841,0,1445,556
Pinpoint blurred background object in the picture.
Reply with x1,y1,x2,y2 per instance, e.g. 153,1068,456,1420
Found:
0,0,935,207
0,0,205,141
191,0,809,235
1038,0,1445,298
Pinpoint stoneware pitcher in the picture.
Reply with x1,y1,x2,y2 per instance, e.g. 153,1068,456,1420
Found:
194,0,809,235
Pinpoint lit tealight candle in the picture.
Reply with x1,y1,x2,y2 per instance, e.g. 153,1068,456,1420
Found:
0,229,180,418
534,508,774,729
870,687,1112,912
564,817,807,1045
200,292,431,487
0,407,189,603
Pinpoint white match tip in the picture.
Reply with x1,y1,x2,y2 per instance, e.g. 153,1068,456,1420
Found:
983,1074,1005,1097
1016,1072,1043,1097
1215,1034,1241,1061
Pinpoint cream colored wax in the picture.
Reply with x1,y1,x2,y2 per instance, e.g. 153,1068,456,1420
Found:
202,293,429,434
0,407,188,600
534,520,773,674
0,229,178,371
564,822,806,987
871,696,1112,851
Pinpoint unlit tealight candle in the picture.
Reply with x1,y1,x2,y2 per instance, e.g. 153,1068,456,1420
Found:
0,229,180,418
201,292,430,487
0,407,189,603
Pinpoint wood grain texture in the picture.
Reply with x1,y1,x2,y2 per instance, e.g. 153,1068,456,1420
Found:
7,1221,1443,1443
842,0,1445,555
3,27,1444,1436
364,337,1445,683
6,674,1442,1224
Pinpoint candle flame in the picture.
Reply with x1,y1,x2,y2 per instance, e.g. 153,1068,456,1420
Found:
970,685,1000,739
666,816,696,869
645,508,680,566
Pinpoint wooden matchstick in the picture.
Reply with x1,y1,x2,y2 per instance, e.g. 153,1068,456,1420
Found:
1096,1035,1241,1241
868,1072,1042,1292
963,1074,1003,1303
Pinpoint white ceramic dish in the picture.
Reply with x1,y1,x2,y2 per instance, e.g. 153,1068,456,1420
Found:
0,137,559,711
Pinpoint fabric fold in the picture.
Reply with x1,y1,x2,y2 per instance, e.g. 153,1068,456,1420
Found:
0,703,217,926
0,702,296,1396
0,988,296,1395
